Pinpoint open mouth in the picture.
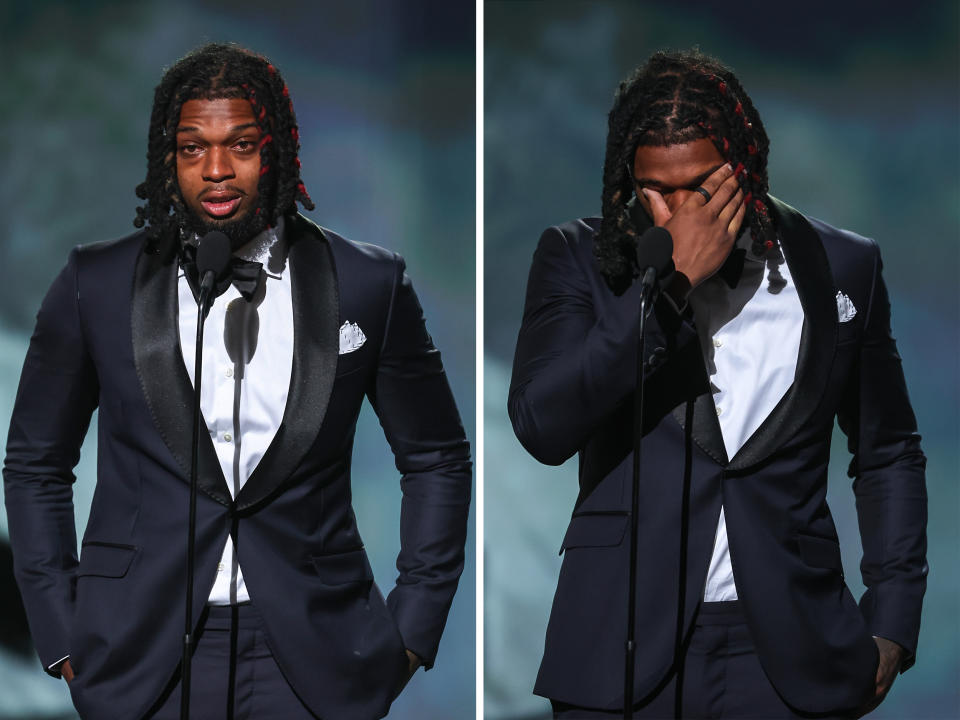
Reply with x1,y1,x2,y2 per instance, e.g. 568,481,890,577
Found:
200,195,242,218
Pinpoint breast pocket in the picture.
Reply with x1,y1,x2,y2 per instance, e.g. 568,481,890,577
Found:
836,317,862,348
335,348,372,379
336,317,374,378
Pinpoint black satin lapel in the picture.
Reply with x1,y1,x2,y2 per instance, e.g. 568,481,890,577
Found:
728,196,836,471
673,330,727,465
236,217,339,512
672,391,728,466
131,241,231,506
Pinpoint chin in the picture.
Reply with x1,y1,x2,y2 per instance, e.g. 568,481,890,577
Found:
184,207,267,249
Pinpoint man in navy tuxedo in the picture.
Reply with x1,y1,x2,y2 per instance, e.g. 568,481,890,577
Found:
509,51,926,718
4,43,471,719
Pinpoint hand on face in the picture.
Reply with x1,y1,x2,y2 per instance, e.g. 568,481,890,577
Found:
633,139,746,292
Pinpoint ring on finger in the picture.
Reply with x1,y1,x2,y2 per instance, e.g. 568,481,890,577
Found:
694,186,711,203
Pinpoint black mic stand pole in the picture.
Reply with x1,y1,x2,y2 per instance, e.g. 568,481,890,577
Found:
181,287,214,720
624,268,656,720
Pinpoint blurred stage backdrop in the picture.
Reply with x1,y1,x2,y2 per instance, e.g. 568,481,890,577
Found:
484,1,958,718
0,1,475,718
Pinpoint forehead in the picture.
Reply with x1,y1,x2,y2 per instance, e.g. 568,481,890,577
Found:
633,138,724,186
177,97,257,131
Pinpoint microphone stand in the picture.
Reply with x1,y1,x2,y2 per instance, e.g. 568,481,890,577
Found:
624,269,656,720
181,285,214,720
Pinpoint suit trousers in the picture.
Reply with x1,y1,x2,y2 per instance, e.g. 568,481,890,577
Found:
145,603,318,720
552,602,854,720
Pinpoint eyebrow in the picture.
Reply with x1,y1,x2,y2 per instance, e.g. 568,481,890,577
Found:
634,163,724,191
176,122,260,134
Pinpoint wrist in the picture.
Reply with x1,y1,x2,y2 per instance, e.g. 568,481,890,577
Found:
663,271,692,307
874,636,906,659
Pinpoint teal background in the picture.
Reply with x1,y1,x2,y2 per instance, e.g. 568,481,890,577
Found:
0,1,475,718
484,2,958,718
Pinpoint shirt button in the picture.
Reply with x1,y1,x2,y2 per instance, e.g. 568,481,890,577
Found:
716,406,723,416
224,433,233,443
713,337,722,348
218,563,224,573
226,367,234,378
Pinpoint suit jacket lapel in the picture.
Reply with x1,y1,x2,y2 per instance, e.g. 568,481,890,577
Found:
727,196,837,471
671,388,728,466
235,215,339,512
132,237,232,506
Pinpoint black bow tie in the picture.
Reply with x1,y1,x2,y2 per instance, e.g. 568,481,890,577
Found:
180,243,265,303
717,247,747,289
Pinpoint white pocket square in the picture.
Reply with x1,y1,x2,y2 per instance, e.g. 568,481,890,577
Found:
836,291,857,323
339,321,367,355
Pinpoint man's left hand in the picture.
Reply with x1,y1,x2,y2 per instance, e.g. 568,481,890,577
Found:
394,649,422,699
405,648,422,677
858,637,905,716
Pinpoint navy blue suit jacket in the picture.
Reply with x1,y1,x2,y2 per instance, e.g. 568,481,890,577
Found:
4,213,472,719
509,197,926,713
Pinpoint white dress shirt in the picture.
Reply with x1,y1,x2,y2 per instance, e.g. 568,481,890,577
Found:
177,218,293,605
686,232,804,602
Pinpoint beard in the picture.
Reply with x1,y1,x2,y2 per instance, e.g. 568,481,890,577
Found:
180,204,268,250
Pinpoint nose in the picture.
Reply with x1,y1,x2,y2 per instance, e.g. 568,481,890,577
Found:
202,147,235,182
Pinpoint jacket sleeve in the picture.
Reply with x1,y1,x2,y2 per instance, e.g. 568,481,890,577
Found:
368,255,472,670
508,224,705,466
3,247,99,675
836,242,927,672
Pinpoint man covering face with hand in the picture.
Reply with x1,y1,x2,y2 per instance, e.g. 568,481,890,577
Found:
510,50,926,719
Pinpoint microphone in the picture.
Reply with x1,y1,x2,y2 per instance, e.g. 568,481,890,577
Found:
195,231,232,318
634,226,674,308
623,224,674,719
181,229,231,720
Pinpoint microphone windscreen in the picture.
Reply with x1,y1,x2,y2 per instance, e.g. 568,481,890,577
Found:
635,226,674,275
196,231,233,277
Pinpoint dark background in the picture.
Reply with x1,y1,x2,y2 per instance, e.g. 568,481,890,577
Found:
483,1,958,718
0,1,475,718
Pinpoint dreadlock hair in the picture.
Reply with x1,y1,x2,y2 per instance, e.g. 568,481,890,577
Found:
133,43,314,251
595,49,773,295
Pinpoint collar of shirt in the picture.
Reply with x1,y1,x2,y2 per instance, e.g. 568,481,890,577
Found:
181,216,289,278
